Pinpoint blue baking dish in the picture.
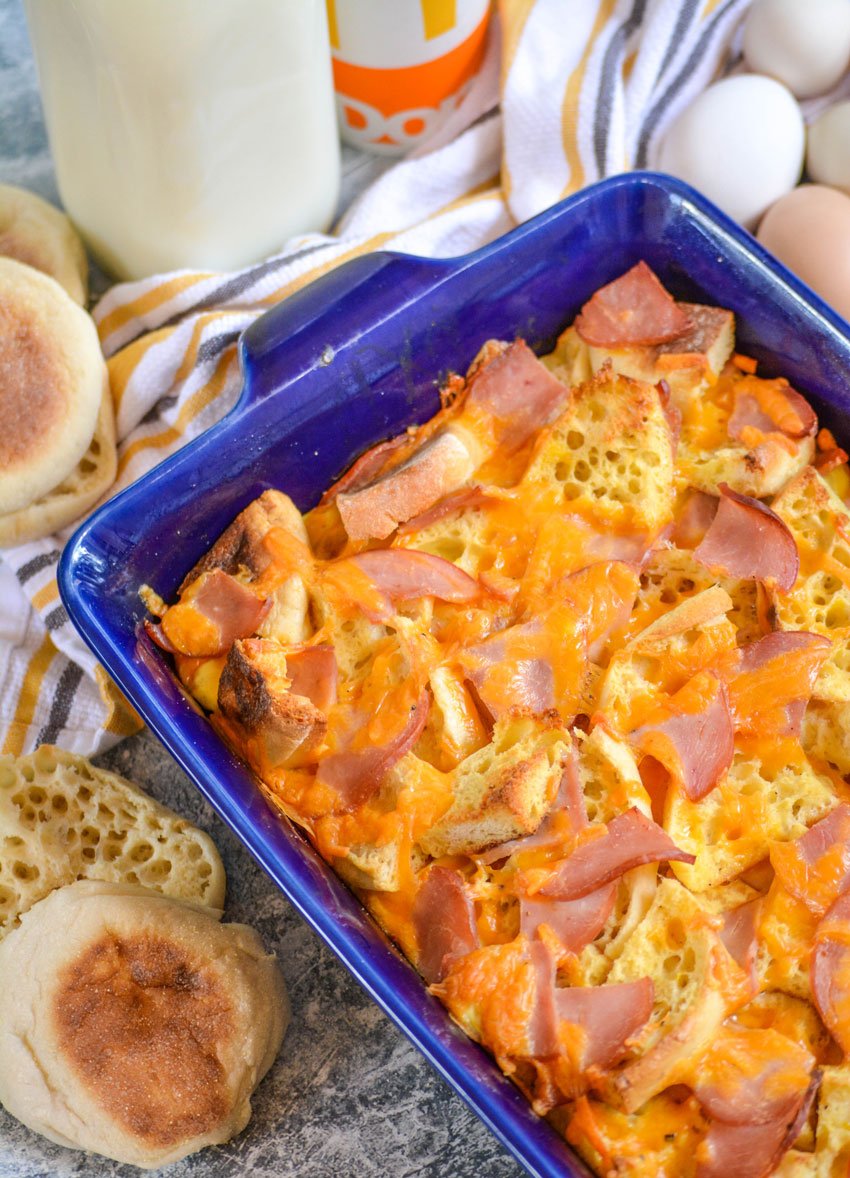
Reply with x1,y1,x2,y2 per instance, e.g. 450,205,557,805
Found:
59,172,850,1178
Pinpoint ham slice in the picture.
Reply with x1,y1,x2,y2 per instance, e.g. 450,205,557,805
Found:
719,898,762,988
720,631,831,739
539,808,695,901
693,484,799,592
554,978,655,1070
286,645,338,712
695,1073,819,1178
320,434,411,503
812,890,850,1052
574,262,693,348
143,619,179,655
773,804,850,918
672,490,717,549
695,1027,814,1127
351,549,479,604
162,569,269,657
462,620,555,722
316,691,430,811
528,940,560,1057
629,677,734,802
465,339,569,452
728,379,817,444
520,884,617,954
413,867,480,984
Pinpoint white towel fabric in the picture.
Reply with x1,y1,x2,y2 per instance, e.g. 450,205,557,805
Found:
0,0,775,755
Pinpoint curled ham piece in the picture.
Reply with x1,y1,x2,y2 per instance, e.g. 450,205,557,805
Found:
462,620,555,722
316,691,430,811
574,261,693,348
320,434,411,504
286,645,338,712
719,898,762,988
161,569,269,657
695,1027,814,1128
539,808,695,901
465,339,570,452
812,890,850,1054
555,977,655,1071
728,379,817,444
528,940,560,1057
693,484,799,592
413,867,480,984
695,1071,819,1178
143,619,179,655
520,884,616,955
672,490,717,549
629,677,734,802
351,549,480,604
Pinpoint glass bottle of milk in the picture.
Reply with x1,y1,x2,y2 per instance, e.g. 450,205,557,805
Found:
24,0,341,280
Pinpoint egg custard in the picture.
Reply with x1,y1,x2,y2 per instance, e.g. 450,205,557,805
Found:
147,263,850,1178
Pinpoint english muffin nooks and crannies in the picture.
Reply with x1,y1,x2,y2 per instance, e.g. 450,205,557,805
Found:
0,183,88,305
0,881,288,1169
0,745,226,939
0,257,112,539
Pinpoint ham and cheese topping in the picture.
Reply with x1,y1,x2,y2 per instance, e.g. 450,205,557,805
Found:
150,263,850,1178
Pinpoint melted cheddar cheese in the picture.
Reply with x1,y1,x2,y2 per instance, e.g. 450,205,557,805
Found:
153,274,850,1178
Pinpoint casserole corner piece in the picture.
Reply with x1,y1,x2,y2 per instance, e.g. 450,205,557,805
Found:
59,172,850,1178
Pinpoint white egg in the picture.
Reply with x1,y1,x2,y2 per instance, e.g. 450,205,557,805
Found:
808,101,850,192
657,75,804,229
743,0,850,99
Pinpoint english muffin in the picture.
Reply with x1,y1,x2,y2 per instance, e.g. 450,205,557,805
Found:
0,258,107,518
0,880,288,1169
0,183,88,305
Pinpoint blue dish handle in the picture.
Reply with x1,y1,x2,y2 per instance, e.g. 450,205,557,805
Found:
236,249,458,411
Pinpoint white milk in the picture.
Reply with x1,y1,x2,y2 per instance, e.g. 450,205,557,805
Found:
24,0,341,279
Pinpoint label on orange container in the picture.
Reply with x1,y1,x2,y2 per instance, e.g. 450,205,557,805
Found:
327,0,491,154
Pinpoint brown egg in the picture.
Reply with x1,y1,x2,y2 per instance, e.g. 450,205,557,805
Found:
758,184,850,322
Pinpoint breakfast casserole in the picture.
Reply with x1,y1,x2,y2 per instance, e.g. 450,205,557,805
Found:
145,262,850,1178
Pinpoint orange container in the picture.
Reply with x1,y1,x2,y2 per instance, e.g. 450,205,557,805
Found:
327,0,491,154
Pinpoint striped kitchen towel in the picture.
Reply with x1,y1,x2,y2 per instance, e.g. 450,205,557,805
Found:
0,0,751,755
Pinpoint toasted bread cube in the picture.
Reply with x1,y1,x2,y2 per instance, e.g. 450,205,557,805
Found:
418,715,569,858
180,488,308,591
803,700,850,776
258,571,310,646
544,325,593,388
218,637,325,770
336,430,477,543
606,878,732,1112
416,665,488,772
678,432,815,500
522,369,675,534
814,1066,850,1176
565,864,659,988
335,839,403,893
587,303,735,402
666,745,839,892
598,587,736,733
634,547,763,646
772,467,850,703
756,880,819,1001
565,1089,708,1178
577,726,651,826
774,1151,817,1177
